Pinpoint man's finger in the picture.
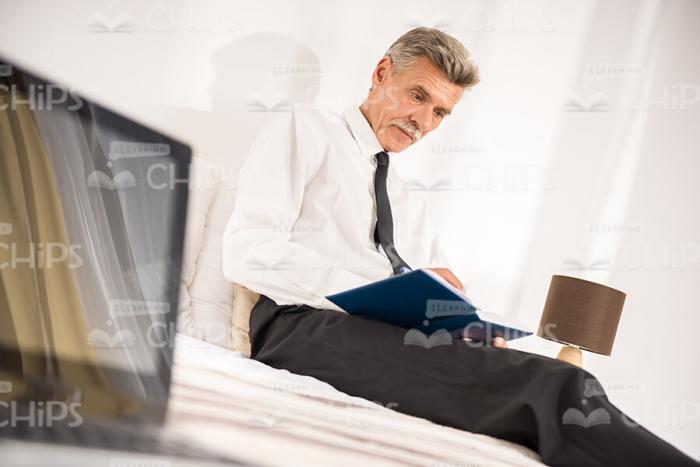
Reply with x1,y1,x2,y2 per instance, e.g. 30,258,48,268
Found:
442,269,464,291
492,337,508,349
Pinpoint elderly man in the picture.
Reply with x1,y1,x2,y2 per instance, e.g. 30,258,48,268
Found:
223,28,696,466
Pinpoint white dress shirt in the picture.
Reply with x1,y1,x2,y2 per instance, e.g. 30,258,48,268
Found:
223,103,451,312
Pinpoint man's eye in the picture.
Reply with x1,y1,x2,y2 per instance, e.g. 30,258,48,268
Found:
434,110,444,118
411,91,423,102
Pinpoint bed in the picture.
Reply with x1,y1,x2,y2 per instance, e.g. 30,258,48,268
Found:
170,157,546,465
167,334,545,466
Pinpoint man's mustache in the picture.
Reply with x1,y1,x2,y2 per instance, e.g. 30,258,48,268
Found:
390,120,422,143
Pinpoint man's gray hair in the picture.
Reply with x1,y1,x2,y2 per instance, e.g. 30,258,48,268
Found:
384,27,479,89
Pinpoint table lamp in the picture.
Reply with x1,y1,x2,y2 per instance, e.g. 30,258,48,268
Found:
537,275,626,367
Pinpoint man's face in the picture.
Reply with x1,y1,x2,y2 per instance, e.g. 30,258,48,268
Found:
363,56,464,153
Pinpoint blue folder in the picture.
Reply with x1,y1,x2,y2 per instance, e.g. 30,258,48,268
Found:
327,269,532,342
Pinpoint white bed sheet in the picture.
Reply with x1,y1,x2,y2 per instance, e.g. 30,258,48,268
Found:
167,333,546,467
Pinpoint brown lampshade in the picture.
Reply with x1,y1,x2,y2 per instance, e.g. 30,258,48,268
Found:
537,275,626,356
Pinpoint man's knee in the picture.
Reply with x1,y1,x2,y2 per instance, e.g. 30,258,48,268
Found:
554,364,611,405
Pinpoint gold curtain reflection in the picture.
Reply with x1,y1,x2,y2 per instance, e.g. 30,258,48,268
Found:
0,87,138,416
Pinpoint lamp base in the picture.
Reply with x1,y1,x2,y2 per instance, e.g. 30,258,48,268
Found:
557,345,583,368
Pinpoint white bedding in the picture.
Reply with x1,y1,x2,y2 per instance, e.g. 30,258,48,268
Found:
167,334,545,467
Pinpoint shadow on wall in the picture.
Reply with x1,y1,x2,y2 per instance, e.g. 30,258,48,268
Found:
209,32,321,113
160,33,321,170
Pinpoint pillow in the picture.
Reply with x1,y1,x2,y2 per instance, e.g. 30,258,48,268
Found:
179,159,261,356
187,173,238,349
177,157,220,340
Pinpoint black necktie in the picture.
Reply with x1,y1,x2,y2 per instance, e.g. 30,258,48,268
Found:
373,151,412,275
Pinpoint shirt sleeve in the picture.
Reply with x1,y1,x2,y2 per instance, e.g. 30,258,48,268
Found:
388,168,455,273
413,192,454,271
427,223,454,271
222,109,369,311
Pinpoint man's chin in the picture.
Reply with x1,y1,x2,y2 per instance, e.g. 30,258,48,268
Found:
383,139,412,153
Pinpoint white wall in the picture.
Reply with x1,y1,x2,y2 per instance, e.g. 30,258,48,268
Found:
1,0,697,459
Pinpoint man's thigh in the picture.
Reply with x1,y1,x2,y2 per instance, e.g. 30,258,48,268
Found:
248,295,589,448
248,296,700,467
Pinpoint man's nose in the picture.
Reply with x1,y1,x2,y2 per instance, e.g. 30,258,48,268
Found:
411,106,433,134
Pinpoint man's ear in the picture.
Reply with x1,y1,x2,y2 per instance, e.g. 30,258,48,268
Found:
372,56,393,88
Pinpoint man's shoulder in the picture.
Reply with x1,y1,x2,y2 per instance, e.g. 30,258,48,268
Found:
289,102,348,129
253,103,325,137
252,103,352,156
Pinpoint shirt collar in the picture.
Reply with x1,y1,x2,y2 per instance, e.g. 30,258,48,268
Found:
343,105,386,163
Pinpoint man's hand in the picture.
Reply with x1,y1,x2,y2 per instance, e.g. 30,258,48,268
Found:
491,337,508,349
461,336,509,349
428,268,508,349
427,268,464,292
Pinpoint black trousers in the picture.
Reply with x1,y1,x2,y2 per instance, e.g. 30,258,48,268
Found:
249,295,697,467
